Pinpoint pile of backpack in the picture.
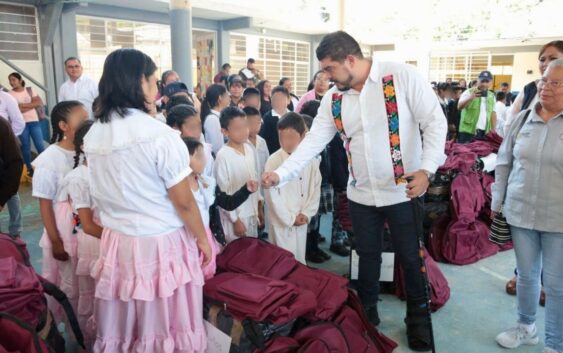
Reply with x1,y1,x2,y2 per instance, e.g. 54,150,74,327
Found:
426,133,512,265
204,237,398,353
0,233,84,353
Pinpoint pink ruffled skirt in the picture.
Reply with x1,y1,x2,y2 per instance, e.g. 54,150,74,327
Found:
39,201,79,323
76,229,101,350
91,227,207,353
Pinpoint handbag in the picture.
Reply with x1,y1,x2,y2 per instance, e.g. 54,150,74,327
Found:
25,87,46,120
489,109,532,245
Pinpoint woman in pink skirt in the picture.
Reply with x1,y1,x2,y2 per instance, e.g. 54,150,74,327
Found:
84,49,211,353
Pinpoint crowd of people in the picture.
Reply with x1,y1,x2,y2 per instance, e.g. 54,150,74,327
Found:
0,31,562,353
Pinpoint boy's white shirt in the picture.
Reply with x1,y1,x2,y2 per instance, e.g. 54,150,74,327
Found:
265,148,321,263
214,143,260,223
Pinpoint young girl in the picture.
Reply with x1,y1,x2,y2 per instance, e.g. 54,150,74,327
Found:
63,119,102,349
184,137,258,277
32,100,88,321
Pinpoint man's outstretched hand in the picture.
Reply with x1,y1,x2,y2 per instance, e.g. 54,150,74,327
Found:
261,172,280,189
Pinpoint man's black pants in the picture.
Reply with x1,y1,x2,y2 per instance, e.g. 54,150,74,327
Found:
349,198,426,309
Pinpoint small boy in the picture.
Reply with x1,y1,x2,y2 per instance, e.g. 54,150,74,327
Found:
244,106,269,236
264,112,321,264
494,91,507,137
167,104,214,178
241,87,261,110
259,86,290,154
215,106,262,243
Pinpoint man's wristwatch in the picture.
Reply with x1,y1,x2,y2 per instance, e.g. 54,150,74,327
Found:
422,169,436,183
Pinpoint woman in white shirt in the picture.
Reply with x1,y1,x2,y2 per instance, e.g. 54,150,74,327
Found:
84,48,211,353
201,84,230,154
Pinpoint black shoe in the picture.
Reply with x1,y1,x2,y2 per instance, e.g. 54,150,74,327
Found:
306,251,328,264
405,302,433,352
330,243,350,257
366,306,380,327
318,248,331,261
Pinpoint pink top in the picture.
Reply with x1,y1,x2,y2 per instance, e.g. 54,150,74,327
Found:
9,88,38,122
295,89,318,113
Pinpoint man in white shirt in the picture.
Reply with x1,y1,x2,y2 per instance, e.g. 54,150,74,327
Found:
262,31,447,351
494,91,508,137
58,57,98,117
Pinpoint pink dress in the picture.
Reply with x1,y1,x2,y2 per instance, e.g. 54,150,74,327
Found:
64,164,100,349
84,109,206,353
31,145,79,322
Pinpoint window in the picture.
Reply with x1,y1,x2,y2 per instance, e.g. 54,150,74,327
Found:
76,16,216,89
0,3,39,61
230,33,311,96
429,52,491,82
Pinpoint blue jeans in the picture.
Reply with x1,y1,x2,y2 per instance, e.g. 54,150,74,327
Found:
19,121,45,171
512,225,563,352
3,193,22,236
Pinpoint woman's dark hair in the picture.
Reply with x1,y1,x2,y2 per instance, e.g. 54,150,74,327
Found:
316,31,363,62
73,120,94,168
277,112,306,135
167,104,198,129
50,100,84,143
220,106,246,130
299,99,321,116
182,137,203,156
94,48,157,123
201,84,228,130
8,72,25,87
539,40,563,58
279,77,290,86
256,80,271,101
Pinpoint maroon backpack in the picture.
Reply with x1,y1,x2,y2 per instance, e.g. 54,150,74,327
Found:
217,238,298,279
0,233,84,352
283,263,348,321
442,173,499,265
394,247,450,311
204,272,317,324
428,214,451,263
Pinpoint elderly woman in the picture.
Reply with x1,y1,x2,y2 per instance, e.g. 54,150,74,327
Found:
493,59,563,353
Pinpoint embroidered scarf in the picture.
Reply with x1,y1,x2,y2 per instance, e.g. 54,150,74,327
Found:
331,74,405,187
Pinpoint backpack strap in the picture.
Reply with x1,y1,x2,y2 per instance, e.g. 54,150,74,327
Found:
382,75,406,185
0,312,47,353
39,278,85,349
331,93,357,187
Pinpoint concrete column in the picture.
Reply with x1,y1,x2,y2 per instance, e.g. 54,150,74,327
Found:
169,0,193,89
217,21,230,69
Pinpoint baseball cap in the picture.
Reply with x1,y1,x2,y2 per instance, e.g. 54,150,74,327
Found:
478,71,493,81
163,81,189,97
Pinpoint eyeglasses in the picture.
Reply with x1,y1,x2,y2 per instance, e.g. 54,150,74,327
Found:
538,78,563,89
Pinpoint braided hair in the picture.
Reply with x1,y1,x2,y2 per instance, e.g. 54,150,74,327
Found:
73,120,94,168
50,100,84,143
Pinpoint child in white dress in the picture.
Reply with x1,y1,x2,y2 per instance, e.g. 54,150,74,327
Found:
265,113,321,263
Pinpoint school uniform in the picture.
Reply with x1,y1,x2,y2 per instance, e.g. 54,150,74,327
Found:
214,143,260,243
32,144,79,322
203,142,215,178
63,164,100,349
265,149,321,264
260,109,288,154
204,110,224,154
248,135,269,177
84,109,206,353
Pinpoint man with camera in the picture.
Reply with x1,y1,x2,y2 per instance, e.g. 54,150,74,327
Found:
457,70,497,143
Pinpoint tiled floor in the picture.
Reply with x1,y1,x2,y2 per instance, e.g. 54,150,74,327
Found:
0,184,548,353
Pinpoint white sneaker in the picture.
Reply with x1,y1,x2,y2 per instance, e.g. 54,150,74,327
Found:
541,348,560,353
496,325,539,349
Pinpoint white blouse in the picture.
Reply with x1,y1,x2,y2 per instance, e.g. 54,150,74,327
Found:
192,175,217,228
64,165,92,211
84,108,191,237
31,144,76,203
204,110,224,155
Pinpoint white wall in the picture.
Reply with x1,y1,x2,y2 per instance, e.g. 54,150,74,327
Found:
511,52,539,91
0,60,47,101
